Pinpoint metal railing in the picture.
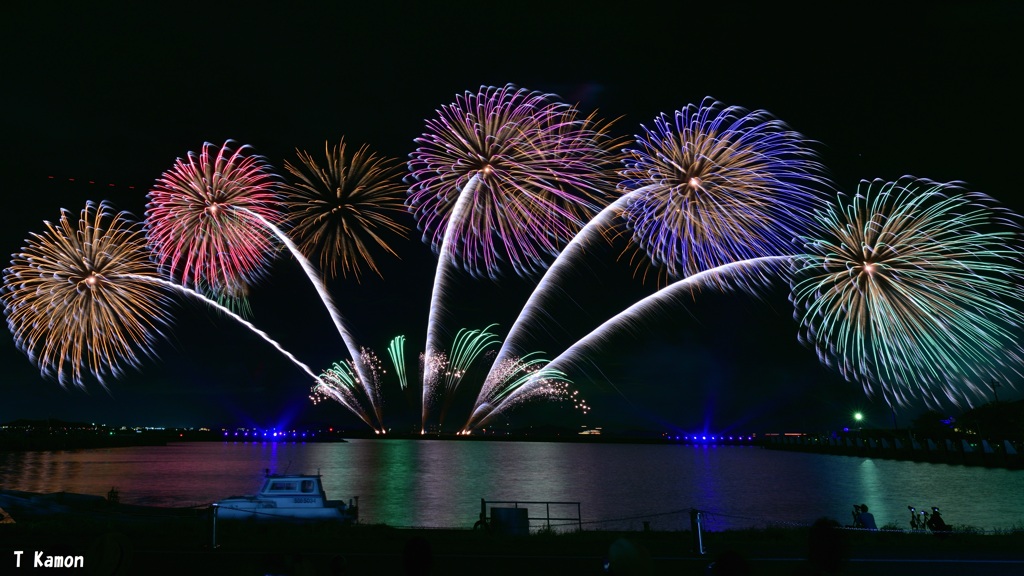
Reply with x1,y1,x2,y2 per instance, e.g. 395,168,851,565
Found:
479,498,582,532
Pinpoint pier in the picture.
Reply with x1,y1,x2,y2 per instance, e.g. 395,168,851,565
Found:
763,432,1023,469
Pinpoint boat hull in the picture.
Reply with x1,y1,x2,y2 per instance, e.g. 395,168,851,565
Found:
213,500,354,521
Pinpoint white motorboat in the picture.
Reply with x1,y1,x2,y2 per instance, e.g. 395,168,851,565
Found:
213,471,357,522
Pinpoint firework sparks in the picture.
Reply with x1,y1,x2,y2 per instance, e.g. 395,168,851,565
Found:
620,98,829,282
283,140,409,282
417,171,481,429
138,275,320,381
529,256,791,400
359,347,386,430
195,276,254,318
435,325,501,429
240,209,374,398
2,201,173,388
442,326,500,394
387,335,409,391
465,353,587,431
408,84,621,429
145,140,282,303
484,193,631,389
790,177,1024,406
2,201,372,427
148,142,377,422
311,357,383,433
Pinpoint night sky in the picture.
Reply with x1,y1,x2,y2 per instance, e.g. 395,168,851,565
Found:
3,3,1022,433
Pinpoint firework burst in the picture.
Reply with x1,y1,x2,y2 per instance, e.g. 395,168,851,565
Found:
407,84,622,279
790,177,1024,406
620,98,829,283
283,140,409,282
145,140,282,301
2,201,173,388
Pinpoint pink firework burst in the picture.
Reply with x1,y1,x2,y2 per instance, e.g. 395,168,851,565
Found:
145,140,282,297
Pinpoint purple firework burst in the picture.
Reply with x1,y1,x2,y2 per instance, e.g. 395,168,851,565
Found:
407,84,622,279
620,98,830,282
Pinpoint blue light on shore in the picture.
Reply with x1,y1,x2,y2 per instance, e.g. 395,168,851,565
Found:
210,426,333,444
665,433,756,445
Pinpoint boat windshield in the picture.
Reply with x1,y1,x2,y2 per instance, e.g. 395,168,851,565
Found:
264,478,318,493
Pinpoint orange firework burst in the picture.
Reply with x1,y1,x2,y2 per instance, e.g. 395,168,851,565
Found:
2,201,173,388
282,139,409,282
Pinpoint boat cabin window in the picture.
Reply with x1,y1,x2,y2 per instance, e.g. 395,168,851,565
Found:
263,479,318,493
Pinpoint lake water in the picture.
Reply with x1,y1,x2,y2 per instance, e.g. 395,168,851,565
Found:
1,440,1022,532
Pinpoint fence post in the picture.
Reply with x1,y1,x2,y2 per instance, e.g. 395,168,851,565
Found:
690,508,707,555
211,504,218,548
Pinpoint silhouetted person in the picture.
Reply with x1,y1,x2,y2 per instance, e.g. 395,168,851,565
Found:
855,504,877,530
403,535,433,575
927,507,951,537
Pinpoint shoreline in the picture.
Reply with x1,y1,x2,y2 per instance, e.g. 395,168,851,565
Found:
5,431,1024,472
763,433,1024,470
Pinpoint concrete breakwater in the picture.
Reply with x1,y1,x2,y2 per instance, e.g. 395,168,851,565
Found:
763,433,1024,469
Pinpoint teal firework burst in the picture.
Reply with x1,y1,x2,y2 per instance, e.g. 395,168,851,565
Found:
387,335,409,391
790,177,1024,406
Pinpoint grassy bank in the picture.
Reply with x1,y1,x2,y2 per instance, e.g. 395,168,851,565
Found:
3,515,1023,575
